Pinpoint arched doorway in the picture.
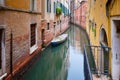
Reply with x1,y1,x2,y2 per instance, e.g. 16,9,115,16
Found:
99,28,109,75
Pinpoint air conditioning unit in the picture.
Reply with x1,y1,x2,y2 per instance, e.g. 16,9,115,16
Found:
0,0,4,6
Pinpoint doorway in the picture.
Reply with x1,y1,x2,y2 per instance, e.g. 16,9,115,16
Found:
100,27,109,75
111,17,120,80
41,29,45,47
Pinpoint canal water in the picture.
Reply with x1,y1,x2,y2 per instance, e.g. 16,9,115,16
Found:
21,24,89,80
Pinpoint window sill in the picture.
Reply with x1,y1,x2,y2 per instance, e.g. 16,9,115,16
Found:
0,73,7,80
46,30,50,31
30,44,38,54
0,6,42,14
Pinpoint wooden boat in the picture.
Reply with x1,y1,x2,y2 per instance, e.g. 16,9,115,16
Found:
51,34,68,46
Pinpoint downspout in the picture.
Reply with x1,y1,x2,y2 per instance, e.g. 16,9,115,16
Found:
106,0,111,78
10,30,13,80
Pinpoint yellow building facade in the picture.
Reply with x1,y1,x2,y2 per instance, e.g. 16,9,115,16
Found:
86,0,120,79
5,0,30,10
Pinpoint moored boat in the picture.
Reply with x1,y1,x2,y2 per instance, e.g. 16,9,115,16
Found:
51,34,68,46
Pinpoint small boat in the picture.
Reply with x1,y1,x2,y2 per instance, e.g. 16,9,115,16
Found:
51,34,68,46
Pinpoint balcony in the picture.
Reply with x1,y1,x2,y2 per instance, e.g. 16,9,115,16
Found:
84,45,111,80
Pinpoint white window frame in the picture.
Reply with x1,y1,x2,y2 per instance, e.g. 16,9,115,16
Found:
30,24,38,54
30,0,37,11
47,0,51,13
0,25,6,78
0,0,4,6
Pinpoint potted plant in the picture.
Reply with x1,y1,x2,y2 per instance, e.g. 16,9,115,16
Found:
56,7,62,32
56,7,62,17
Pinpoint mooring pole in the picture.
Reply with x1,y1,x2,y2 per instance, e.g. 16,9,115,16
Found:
10,30,13,80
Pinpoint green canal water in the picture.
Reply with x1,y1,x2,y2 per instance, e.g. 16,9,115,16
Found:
21,24,89,80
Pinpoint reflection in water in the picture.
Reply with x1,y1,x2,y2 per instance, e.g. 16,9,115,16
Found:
22,40,69,80
22,24,89,80
67,25,89,80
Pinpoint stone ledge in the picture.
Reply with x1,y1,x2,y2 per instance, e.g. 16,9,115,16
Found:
0,6,42,15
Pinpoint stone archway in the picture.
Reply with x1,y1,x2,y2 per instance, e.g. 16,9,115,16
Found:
99,27,109,75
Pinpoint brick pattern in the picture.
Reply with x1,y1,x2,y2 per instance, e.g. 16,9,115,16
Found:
74,1,88,30
41,17,69,46
0,10,42,75
0,6,69,80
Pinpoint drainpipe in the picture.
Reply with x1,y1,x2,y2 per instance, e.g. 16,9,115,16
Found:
10,30,13,80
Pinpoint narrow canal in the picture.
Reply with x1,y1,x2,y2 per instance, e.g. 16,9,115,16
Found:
21,24,89,80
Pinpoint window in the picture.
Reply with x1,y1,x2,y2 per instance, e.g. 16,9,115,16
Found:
30,24,36,47
47,0,51,12
57,20,59,25
54,2,56,13
0,30,2,69
0,28,6,75
47,23,50,30
0,0,4,6
30,23,37,54
30,0,36,11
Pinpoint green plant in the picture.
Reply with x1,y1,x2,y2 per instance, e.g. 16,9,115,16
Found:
56,7,62,16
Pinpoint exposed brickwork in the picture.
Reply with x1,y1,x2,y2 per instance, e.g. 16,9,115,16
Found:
74,1,88,30
0,0,69,79
40,17,69,46
0,10,42,79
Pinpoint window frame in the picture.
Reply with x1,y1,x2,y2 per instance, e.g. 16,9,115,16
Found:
30,23,38,54
47,0,51,13
30,0,37,11
0,0,4,6
47,23,50,30
0,26,6,76
54,2,56,13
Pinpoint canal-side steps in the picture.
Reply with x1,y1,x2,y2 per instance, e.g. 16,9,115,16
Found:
51,34,68,46
92,74,111,80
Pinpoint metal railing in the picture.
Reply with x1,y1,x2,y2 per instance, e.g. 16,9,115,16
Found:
84,45,111,80
84,46,93,80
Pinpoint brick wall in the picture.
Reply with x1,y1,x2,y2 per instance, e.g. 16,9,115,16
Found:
40,16,69,46
74,1,88,30
0,10,42,75
40,20,54,46
0,7,69,80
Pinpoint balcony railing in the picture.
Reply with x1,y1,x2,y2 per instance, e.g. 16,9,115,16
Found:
84,45,111,80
